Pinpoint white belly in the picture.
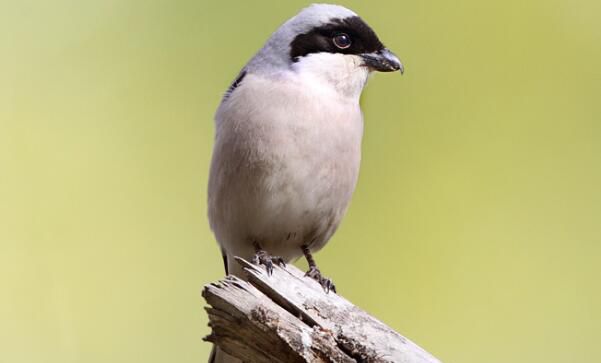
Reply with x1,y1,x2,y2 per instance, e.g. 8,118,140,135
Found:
208,74,364,262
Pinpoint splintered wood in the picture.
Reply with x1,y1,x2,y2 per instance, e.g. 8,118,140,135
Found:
203,258,441,363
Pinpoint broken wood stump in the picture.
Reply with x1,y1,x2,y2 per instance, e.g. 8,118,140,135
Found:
203,257,442,363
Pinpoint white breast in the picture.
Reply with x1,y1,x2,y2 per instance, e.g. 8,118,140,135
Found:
208,67,366,262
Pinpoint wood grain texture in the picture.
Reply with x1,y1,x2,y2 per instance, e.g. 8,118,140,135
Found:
203,258,442,363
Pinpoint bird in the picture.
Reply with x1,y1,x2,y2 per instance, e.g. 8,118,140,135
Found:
207,3,402,361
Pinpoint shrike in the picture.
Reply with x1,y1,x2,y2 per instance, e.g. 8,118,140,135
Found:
208,3,402,362
208,0,401,314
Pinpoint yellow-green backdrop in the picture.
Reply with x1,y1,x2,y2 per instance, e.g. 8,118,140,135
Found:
1,1,600,362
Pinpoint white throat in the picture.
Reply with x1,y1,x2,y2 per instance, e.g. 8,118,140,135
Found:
291,53,370,100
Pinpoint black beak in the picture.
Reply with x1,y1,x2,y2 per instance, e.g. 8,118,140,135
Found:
361,48,404,74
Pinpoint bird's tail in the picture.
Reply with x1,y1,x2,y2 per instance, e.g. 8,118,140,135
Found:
208,345,216,363
209,346,241,363
208,251,243,363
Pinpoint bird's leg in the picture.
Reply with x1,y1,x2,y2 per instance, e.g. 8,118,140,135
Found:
251,241,285,275
302,245,336,293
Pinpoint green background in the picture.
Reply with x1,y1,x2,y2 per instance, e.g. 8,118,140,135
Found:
2,1,600,362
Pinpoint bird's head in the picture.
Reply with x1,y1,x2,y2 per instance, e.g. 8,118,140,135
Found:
246,4,403,97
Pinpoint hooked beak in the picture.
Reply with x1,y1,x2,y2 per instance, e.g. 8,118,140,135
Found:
361,48,404,74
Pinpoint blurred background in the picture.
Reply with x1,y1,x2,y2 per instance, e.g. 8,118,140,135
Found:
1,0,600,362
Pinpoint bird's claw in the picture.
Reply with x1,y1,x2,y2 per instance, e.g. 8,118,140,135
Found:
305,266,336,293
252,250,285,275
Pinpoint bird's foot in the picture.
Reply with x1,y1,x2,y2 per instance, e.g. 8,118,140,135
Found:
251,249,285,275
305,266,336,293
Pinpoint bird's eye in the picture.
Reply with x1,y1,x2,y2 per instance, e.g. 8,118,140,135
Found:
332,33,352,49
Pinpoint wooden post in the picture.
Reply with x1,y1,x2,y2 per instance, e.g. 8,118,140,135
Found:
203,258,442,363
